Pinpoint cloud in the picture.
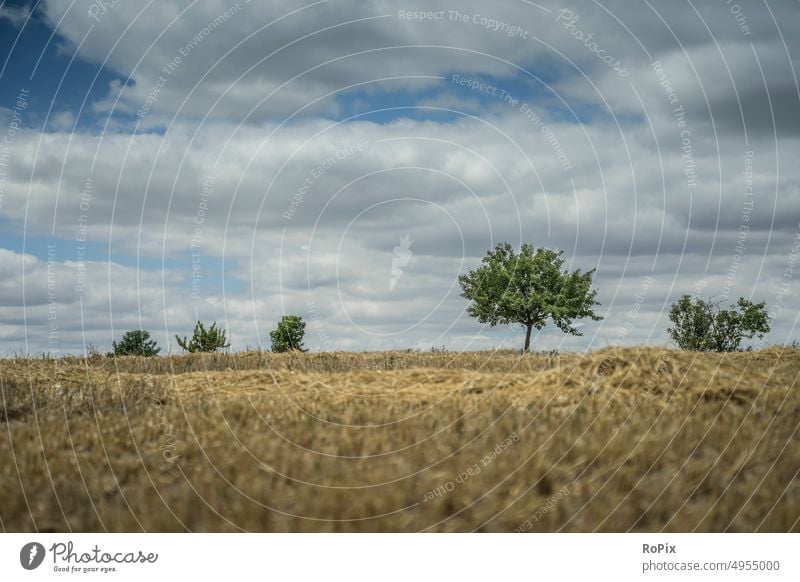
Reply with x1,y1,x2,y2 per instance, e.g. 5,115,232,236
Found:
0,4,32,27
1,0,798,352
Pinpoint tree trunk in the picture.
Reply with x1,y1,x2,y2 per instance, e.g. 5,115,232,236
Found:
523,323,533,353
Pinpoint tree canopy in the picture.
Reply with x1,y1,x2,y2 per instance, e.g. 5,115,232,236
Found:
458,243,601,351
270,315,307,353
667,295,770,351
108,330,160,357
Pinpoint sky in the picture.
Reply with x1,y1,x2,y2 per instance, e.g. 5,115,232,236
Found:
0,0,798,354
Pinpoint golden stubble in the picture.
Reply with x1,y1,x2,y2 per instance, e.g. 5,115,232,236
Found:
1,347,798,532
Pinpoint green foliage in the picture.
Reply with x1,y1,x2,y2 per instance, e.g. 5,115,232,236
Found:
458,243,602,351
108,330,161,357
270,315,307,353
176,321,230,353
667,295,770,352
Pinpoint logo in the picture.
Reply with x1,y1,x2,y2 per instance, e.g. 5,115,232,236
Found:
20,542,45,570
390,234,413,291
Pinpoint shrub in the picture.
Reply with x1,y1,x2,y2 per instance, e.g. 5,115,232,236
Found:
667,295,770,352
108,330,161,357
176,321,230,353
270,315,306,353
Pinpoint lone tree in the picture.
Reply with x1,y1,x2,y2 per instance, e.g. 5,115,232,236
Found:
108,330,161,357
459,243,601,352
270,315,307,353
667,295,769,352
176,321,230,353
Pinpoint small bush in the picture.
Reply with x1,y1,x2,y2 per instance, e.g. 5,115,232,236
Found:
270,316,306,353
108,330,161,357
176,321,230,353
667,295,770,352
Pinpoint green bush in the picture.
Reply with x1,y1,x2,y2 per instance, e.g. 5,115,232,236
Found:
108,330,161,357
270,315,306,353
176,321,230,353
667,295,770,352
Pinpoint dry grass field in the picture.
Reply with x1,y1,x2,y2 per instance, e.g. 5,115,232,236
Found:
1,347,798,532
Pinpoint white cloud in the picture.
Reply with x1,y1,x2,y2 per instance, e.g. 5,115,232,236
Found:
2,0,799,352
0,4,31,27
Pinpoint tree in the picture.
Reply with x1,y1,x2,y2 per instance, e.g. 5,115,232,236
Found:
667,295,769,352
108,330,161,357
458,243,602,352
176,321,230,353
270,315,307,353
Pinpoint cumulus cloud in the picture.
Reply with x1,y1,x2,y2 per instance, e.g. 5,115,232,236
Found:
0,0,798,352
0,4,32,27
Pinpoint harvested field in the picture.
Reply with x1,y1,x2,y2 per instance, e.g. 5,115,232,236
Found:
1,347,798,532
